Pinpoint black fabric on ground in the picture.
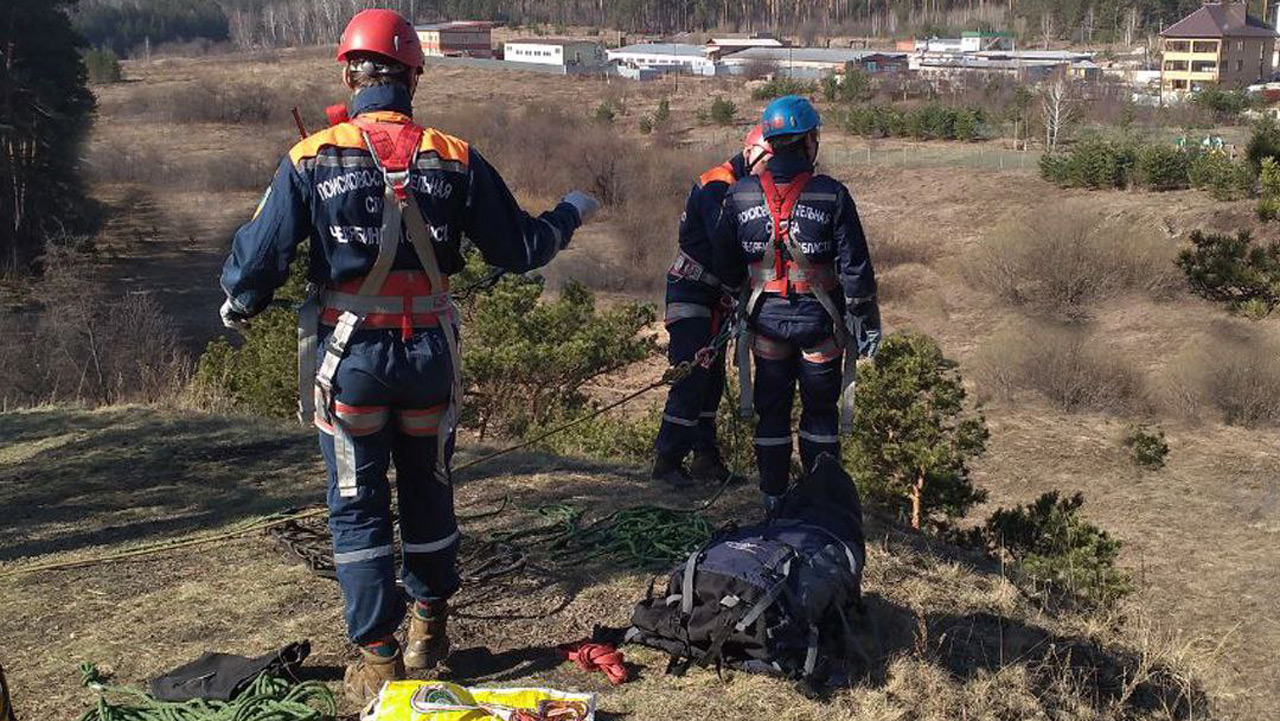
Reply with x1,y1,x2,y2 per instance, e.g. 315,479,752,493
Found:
149,640,310,701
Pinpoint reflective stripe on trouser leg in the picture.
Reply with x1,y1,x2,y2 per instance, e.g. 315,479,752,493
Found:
392,428,461,603
319,425,404,645
317,402,390,498
655,315,713,460
798,342,842,475
753,345,799,496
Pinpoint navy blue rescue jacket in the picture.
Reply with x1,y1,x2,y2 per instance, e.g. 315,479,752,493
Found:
712,153,876,337
667,154,749,307
221,85,581,315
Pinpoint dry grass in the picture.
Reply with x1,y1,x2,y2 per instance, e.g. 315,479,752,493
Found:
974,323,1148,415
0,406,1219,721
964,205,1183,321
0,256,189,409
1160,329,1280,427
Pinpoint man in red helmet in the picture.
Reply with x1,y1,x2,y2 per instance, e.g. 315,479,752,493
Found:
218,9,599,701
651,126,771,488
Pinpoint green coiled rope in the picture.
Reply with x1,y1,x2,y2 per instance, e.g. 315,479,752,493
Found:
77,664,335,721
492,503,715,571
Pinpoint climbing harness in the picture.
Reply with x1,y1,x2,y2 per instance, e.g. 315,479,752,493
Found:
297,116,462,496
76,664,334,721
734,171,858,430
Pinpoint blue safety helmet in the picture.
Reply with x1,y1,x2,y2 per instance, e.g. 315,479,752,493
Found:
760,95,821,140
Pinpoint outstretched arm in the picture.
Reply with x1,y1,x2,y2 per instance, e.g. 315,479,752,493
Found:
220,157,314,318
461,147,594,273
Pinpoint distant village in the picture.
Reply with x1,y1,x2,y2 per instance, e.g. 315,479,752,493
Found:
414,2,1280,107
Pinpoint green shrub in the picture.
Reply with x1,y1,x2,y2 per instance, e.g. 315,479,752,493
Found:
593,102,617,124
840,103,983,141
1123,425,1169,470
844,332,989,531
1246,115,1280,172
1258,157,1280,220
1176,229,1280,317
751,76,817,101
820,65,872,104
638,115,653,135
1135,144,1190,191
192,243,310,418
1191,86,1252,120
83,46,121,84
1257,196,1280,221
1188,150,1254,200
1066,136,1136,189
464,274,656,440
975,491,1131,609
952,108,980,141
654,97,671,124
193,308,298,417
1038,153,1071,184
709,96,737,126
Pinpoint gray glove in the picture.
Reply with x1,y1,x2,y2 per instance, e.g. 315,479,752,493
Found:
220,298,251,331
845,297,881,359
562,190,600,225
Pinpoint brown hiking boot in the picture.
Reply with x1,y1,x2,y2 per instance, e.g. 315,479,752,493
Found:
343,644,404,705
404,600,451,671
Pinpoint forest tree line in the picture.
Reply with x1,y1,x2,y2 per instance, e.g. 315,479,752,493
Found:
74,0,1228,56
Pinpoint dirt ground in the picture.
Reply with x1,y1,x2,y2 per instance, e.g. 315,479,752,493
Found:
0,407,1221,720
4,48,1278,719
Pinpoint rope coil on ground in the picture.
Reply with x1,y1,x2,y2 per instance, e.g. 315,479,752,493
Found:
76,664,335,721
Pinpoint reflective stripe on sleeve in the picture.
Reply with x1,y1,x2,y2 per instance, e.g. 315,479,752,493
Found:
754,435,792,447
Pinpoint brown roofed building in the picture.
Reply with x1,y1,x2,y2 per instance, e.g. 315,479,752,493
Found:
1160,2,1277,101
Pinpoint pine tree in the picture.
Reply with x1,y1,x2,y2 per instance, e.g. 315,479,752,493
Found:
0,0,97,270
844,332,988,531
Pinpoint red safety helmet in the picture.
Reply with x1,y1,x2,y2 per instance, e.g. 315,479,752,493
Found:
337,9,424,70
742,124,772,171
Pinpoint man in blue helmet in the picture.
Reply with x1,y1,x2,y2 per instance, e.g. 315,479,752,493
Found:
712,95,880,508
652,125,772,488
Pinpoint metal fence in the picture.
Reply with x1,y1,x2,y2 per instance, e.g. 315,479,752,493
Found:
828,142,1038,172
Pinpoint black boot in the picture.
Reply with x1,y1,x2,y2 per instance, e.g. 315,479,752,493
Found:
689,449,746,486
651,454,695,489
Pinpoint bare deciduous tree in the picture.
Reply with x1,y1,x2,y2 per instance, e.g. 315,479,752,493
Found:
1041,75,1075,153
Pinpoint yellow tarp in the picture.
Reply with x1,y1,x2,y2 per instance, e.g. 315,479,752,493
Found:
361,680,596,721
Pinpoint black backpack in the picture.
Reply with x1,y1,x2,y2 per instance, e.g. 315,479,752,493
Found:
626,454,866,680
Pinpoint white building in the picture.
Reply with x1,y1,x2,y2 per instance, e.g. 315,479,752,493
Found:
606,43,716,76
720,47,907,77
502,39,606,69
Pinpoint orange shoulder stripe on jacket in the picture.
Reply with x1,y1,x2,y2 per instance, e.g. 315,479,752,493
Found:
420,128,470,165
698,162,736,188
288,123,368,165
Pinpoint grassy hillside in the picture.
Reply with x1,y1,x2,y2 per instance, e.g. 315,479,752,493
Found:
0,406,1217,720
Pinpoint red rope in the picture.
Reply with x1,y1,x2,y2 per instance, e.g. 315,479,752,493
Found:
558,641,628,685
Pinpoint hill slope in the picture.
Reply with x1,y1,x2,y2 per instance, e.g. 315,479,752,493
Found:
0,406,1216,720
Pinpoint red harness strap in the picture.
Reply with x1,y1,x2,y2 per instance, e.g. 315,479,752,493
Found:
757,170,812,296
351,118,425,199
